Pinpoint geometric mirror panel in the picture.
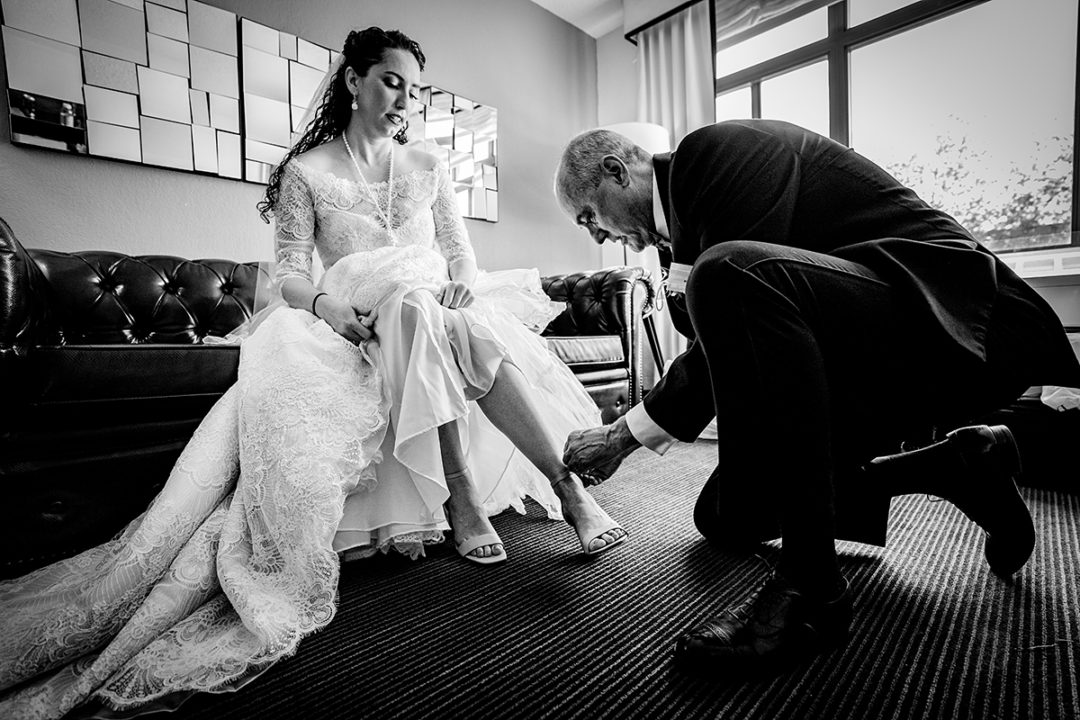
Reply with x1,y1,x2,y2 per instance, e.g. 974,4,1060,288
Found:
1,0,499,220
410,88,499,222
239,17,331,184
410,89,498,222
1,0,240,177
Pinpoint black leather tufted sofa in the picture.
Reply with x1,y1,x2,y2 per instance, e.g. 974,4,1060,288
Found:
0,217,651,577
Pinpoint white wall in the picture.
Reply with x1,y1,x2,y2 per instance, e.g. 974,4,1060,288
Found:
0,0,603,275
596,28,638,127
623,0,689,35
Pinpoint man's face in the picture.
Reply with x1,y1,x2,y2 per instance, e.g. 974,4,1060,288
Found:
568,165,658,253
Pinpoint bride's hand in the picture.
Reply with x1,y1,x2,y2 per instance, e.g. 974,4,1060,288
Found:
437,281,474,309
316,295,377,344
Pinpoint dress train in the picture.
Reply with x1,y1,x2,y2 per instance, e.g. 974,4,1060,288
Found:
0,254,599,718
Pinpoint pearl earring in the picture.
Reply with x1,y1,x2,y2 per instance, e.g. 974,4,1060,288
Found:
350,96,358,111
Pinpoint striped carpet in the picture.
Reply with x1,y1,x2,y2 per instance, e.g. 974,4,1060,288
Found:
161,441,1079,720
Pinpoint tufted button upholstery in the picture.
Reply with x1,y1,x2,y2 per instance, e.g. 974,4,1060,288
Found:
16,250,273,347
0,216,650,578
542,267,652,414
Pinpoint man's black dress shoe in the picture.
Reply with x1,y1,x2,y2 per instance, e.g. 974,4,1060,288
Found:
944,424,1033,576
869,423,1034,577
674,572,852,675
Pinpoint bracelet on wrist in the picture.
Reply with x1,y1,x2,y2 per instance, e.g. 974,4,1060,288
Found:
311,292,328,318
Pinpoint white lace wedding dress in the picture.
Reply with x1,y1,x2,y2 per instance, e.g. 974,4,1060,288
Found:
0,160,601,719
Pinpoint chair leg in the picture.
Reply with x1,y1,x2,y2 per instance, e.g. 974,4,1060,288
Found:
643,313,665,375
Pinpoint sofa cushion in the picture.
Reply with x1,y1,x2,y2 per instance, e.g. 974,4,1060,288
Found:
544,335,624,370
573,368,630,385
4,344,239,472
27,344,240,402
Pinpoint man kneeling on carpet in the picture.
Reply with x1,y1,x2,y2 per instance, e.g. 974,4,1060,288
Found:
553,120,1080,674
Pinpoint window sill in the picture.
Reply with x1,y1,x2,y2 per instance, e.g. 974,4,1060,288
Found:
999,248,1080,281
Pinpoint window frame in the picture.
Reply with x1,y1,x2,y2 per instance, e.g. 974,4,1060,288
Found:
713,0,1080,254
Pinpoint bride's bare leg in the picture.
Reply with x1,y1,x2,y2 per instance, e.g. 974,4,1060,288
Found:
476,361,628,554
438,423,504,560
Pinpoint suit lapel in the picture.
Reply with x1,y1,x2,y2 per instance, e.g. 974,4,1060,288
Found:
654,151,697,270
652,153,694,337
653,153,673,271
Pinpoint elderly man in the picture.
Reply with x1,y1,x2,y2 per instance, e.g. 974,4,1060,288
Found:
554,120,1080,674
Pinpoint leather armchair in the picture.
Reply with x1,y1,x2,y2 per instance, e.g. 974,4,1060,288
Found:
541,267,652,423
0,217,652,577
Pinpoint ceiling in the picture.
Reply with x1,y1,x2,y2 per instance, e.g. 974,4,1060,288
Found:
525,0,624,38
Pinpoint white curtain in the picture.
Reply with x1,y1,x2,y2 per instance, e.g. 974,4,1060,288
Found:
635,0,714,381
637,0,714,148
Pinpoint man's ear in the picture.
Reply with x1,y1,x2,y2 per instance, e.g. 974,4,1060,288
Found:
600,155,630,187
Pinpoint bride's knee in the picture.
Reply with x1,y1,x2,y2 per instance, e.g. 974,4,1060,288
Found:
401,287,440,307
399,288,445,321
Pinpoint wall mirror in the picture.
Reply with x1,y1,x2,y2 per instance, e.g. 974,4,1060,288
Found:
0,0,498,220
1,0,243,177
410,87,498,222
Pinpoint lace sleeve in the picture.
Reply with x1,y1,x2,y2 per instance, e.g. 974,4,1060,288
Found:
432,165,475,265
273,162,316,285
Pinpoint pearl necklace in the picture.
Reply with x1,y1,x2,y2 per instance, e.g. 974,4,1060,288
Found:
343,134,394,239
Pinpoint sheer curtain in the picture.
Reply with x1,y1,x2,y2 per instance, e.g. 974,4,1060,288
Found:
635,0,714,377
637,0,714,148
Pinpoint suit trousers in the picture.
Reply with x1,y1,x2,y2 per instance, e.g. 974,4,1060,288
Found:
683,240,1059,587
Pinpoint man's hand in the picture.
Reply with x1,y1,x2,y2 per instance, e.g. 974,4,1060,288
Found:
437,281,474,309
563,417,642,486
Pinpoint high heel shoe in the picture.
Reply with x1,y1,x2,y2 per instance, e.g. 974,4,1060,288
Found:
443,472,507,566
575,513,628,556
554,475,628,556
444,503,506,565
455,533,507,565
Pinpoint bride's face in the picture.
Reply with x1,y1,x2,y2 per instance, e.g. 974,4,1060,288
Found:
350,49,421,138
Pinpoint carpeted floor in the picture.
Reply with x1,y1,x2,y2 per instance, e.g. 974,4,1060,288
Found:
160,441,1079,720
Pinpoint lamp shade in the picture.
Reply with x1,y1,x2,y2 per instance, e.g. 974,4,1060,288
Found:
599,121,671,154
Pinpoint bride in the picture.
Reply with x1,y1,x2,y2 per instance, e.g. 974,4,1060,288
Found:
0,26,625,719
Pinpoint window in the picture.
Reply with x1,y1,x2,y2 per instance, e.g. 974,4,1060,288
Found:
715,6,828,76
713,0,1080,258
848,0,919,26
761,59,829,138
715,86,752,122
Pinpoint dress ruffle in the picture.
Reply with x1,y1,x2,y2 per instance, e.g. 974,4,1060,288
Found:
322,246,600,558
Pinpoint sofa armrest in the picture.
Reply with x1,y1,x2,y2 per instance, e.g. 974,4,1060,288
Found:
0,217,53,358
541,267,654,406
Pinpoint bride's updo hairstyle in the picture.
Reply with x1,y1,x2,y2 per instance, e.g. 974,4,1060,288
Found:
258,27,426,222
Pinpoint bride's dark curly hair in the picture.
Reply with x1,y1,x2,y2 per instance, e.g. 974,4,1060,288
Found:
257,27,426,222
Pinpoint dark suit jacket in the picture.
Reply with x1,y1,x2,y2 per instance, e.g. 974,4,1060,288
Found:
645,119,1060,441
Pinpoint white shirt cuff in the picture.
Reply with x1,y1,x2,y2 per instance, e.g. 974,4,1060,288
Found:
667,263,693,294
625,403,677,455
